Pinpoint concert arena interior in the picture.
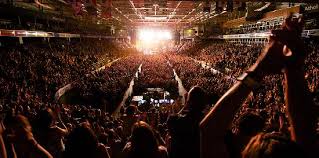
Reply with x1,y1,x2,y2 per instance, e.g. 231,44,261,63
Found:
0,0,318,158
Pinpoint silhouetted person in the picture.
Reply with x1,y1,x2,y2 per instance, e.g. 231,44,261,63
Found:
63,123,110,158
168,86,208,158
122,121,168,158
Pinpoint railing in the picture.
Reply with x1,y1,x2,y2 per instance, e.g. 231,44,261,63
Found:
0,29,128,39
207,29,319,44
223,32,272,39
222,29,319,40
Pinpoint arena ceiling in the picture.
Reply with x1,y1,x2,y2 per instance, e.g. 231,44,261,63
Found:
106,0,281,28
105,0,310,28
9,0,316,29
112,0,214,27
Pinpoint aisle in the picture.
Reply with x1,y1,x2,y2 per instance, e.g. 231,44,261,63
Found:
113,64,142,117
167,60,187,104
173,69,187,104
192,58,235,81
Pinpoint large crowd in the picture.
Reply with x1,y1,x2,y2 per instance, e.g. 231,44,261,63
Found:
167,55,233,104
174,39,319,133
133,55,178,99
76,55,142,112
0,16,319,158
0,37,135,111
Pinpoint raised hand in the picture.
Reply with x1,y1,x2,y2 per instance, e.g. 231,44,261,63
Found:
248,37,286,76
248,14,305,78
272,14,306,69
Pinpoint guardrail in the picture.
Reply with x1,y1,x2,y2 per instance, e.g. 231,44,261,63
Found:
208,29,319,40
0,29,128,39
223,32,272,39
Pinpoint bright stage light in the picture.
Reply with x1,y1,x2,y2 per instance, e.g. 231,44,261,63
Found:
138,29,154,41
137,29,172,41
136,28,174,54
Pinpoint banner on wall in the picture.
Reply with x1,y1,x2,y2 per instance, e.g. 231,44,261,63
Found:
303,4,319,13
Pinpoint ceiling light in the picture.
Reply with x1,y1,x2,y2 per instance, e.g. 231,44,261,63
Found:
145,16,167,20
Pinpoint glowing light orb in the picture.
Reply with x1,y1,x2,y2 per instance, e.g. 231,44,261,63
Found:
137,29,172,41
136,28,173,54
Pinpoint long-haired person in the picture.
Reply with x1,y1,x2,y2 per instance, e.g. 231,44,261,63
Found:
242,132,304,158
63,123,110,158
122,121,168,158
5,115,53,158
34,107,68,158
167,86,208,158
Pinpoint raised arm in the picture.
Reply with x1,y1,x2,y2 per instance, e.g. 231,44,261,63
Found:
55,105,68,135
283,65,317,157
276,16,318,157
200,38,285,158
200,80,254,158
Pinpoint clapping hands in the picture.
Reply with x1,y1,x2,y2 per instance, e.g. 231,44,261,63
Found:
249,14,305,76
